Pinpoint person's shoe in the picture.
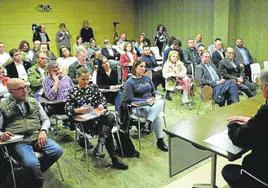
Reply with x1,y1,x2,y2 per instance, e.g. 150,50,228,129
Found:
184,103,193,110
111,158,128,170
77,135,93,149
157,138,168,152
166,92,172,101
93,143,105,158
142,120,152,134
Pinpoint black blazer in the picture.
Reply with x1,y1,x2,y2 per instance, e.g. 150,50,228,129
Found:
228,104,268,182
218,58,244,80
5,61,31,79
101,48,121,60
212,50,225,68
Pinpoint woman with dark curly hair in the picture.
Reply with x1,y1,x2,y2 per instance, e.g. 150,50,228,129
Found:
154,24,169,56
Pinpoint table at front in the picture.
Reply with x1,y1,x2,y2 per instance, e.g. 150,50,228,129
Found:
164,95,264,187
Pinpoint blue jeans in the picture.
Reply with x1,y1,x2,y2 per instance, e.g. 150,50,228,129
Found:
10,139,63,188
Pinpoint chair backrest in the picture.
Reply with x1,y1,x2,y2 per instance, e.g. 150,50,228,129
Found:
150,46,162,61
250,63,261,83
241,169,268,187
263,61,268,71
92,70,97,85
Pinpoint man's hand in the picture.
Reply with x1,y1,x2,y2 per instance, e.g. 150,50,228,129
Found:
237,77,244,83
227,116,251,125
0,131,14,141
147,97,156,105
37,130,47,148
217,79,225,84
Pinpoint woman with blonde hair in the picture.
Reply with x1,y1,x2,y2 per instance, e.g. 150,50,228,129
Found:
162,50,192,109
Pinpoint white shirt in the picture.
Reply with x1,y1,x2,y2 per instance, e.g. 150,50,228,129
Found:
15,62,28,80
0,52,11,66
57,57,77,75
107,48,114,57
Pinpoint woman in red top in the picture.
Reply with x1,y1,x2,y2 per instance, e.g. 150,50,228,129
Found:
119,42,137,81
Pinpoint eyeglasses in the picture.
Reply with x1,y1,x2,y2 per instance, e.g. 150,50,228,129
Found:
10,85,28,91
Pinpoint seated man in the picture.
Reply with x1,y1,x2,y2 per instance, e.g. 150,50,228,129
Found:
140,45,165,90
219,47,256,98
222,70,268,187
195,51,239,107
0,78,63,188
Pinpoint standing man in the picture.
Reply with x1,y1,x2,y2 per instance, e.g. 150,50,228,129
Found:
195,51,239,107
219,47,256,98
80,20,94,43
222,70,268,187
0,78,63,188
32,24,50,49
234,39,254,81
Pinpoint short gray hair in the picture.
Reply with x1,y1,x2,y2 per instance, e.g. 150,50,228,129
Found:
47,60,59,71
260,70,268,84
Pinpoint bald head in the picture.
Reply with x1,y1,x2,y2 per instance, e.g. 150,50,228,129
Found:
225,47,234,60
7,78,28,101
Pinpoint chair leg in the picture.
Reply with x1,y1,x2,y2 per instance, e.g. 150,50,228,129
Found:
74,125,78,159
138,121,141,151
56,161,64,182
3,146,17,188
116,130,124,157
163,115,167,128
82,126,90,172
196,100,202,115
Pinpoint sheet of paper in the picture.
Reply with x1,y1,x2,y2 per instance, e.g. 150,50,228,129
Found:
78,112,98,120
0,134,24,145
204,129,243,155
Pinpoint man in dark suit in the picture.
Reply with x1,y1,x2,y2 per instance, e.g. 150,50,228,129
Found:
234,39,253,81
219,47,256,97
222,70,268,187
195,51,239,107
211,39,224,68
5,49,31,80
101,39,121,61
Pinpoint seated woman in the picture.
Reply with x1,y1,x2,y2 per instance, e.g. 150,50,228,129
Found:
124,60,168,152
56,46,77,75
162,50,192,110
0,66,9,99
119,42,137,81
65,66,128,170
97,56,122,112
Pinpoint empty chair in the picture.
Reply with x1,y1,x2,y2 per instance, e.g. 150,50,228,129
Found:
250,63,261,83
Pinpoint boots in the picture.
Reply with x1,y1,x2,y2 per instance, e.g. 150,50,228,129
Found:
157,138,168,152
166,91,172,101
93,138,105,158
111,157,128,170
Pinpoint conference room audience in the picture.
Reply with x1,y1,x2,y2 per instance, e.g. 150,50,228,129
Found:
140,45,165,90
0,78,63,188
73,36,85,55
97,56,122,112
119,41,137,81
5,48,31,81
56,23,71,55
234,39,254,82
116,33,127,50
68,48,94,84
183,39,201,73
163,50,192,109
163,39,183,65
65,67,128,170
222,70,268,187
31,42,56,65
0,42,11,67
134,33,149,55
194,33,203,47
211,39,224,68
56,47,77,75
80,20,94,43
124,60,168,151
0,66,9,99
154,24,169,56
219,47,256,98
195,51,239,107
27,51,48,100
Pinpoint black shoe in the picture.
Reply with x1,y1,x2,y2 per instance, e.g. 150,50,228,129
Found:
93,143,105,158
157,138,168,152
111,158,128,170
166,92,172,101
77,135,93,149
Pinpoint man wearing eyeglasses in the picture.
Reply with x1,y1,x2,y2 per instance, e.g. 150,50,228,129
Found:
27,52,48,100
5,49,31,80
0,78,63,188
219,47,257,98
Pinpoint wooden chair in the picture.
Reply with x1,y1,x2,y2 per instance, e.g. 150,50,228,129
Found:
196,84,216,115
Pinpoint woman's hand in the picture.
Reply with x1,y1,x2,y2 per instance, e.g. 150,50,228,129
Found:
74,106,90,114
227,116,251,125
